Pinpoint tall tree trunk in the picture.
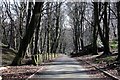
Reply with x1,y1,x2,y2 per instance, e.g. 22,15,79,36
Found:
103,2,111,55
92,2,98,55
42,27,47,62
80,38,84,50
26,2,32,33
11,2,43,66
50,3,61,55
97,2,111,56
9,21,15,49
47,24,50,60
116,2,120,61
74,4,79,53
32,14,41,65
80,12,84,51
51,16,60,53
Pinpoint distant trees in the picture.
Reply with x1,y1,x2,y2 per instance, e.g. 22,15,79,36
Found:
67,2,91,54
1,1,120,65
67,2,119,57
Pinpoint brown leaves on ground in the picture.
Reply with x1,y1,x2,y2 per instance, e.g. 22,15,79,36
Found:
77,54,120,79
76,57,109,79
1,65,44,80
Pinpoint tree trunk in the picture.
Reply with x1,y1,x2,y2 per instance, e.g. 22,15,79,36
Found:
47,24,50,60
103,2,111,55
26,2,32,33
11,2,43,66
80,38,84,50
97,2,111,56
32,14,41,65
116,2,120,61
9,21,15,49
92,2,98,55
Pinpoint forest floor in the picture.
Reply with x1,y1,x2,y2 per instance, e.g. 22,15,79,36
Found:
1,54,117,80
1,55,59,80
1,65,45,80
27,54,112,80
76,53,120,79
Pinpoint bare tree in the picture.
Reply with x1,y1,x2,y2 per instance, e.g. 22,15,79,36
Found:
11,2,44,65
116,1,120,61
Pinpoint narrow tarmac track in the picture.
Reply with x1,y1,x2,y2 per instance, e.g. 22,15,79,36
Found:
29,54,91,80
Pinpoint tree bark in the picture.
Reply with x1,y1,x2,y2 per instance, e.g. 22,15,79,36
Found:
32,14,41,65
103,2,111,55
92,2,98,55
97,2,111,56
116,2,120,61
11,2,44,66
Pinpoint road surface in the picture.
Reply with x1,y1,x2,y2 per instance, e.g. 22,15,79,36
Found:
30,54,91,80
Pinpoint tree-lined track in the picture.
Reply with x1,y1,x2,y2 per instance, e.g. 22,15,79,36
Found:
1,1,120,80
1,54,120,80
